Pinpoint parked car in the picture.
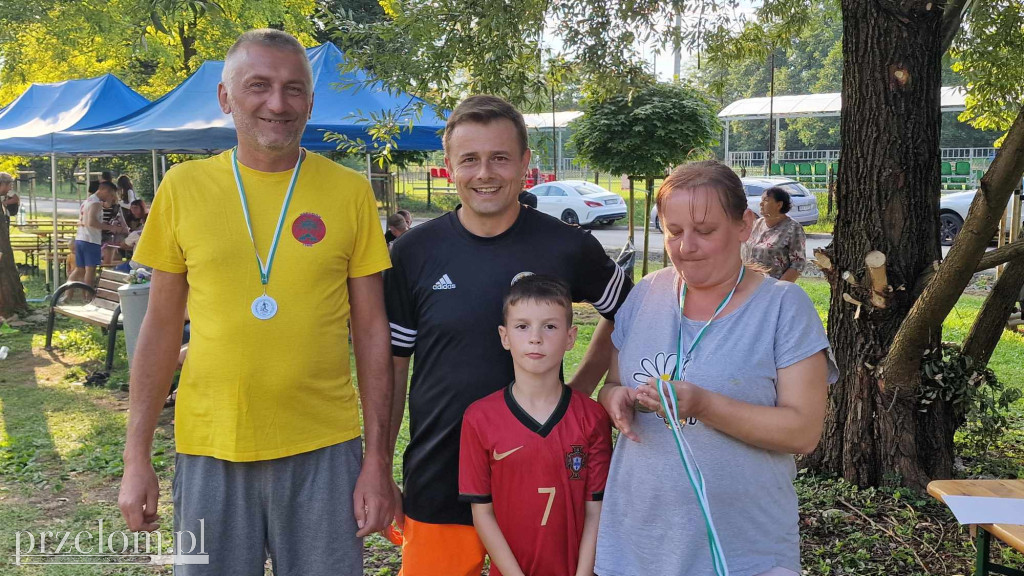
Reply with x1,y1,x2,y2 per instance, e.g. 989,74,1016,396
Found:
651,177,820,230
939,189,1023,246
531,180,627,226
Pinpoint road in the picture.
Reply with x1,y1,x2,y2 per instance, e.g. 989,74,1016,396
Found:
22,199,82,218
584,225,954,260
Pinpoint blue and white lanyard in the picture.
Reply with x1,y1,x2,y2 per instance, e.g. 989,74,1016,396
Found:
656,266,745,576
230,148,304,289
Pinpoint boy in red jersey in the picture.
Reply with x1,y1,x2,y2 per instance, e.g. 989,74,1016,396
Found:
459,275,612,576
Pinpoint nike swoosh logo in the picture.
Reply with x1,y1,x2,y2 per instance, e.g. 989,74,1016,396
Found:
493,446,523,461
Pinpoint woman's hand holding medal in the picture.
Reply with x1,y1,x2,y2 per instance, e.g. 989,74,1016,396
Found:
636,376,706,426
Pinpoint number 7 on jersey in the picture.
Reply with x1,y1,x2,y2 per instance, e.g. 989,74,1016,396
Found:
538,487,556,526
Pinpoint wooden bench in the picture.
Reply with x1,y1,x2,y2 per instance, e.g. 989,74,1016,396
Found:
928,479,1024,576
45,269,130,371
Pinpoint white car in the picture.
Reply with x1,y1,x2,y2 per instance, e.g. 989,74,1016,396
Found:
530,180,627,226
939,189,1023,246
651,177,820,230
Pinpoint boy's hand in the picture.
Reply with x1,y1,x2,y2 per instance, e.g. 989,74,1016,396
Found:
600,385,638,442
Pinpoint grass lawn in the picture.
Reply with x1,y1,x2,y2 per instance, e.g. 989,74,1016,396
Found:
0,261,1020,574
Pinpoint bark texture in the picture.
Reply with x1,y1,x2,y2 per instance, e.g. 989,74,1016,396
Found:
806,0,945,488
0,215,29,318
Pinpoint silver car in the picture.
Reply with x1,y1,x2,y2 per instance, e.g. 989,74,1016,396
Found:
651,177,820,229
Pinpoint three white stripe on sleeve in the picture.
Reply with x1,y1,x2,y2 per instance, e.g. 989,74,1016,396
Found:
390,263,623,346
592,264,625,315
390,322,416,348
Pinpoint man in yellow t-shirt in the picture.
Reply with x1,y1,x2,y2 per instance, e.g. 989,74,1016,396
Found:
118,29,395,575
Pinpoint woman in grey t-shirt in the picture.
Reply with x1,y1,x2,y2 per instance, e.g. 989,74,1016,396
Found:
595,161,837,576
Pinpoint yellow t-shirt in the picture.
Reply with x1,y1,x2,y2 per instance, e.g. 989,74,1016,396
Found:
134,150,390,461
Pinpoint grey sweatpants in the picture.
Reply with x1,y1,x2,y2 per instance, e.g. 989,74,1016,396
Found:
172,438,363,576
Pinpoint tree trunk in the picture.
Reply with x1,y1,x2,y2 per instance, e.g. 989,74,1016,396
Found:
805,0,945,488
0,214,29,318
962,259,1024,365
179,21,197,75
641,177,653,276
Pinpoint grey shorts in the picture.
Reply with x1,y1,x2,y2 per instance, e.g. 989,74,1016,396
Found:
172,438,363,576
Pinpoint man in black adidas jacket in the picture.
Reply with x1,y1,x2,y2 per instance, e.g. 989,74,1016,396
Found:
383,94,632,576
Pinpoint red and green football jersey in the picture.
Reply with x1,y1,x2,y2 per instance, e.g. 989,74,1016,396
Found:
459,384,612,576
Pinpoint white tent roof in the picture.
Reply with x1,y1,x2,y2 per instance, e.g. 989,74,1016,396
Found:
718,86,967,120
522,111,583,129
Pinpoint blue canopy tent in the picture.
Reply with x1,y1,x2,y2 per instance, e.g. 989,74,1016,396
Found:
0,74,149,154
0,74,149,285
53,43,446,155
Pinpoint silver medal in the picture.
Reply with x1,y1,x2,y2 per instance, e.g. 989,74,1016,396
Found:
251,294,278,320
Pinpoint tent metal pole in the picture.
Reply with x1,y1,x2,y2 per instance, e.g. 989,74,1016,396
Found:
775,117,781,160
152,150,159,194
766,50,775,175
51,153,60,288
366,153,372,181
724,121,730,166
161,155,167,178
84,157,90,203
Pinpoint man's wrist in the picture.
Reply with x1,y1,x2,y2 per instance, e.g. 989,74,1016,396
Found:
122,449,152,468
362,450,393,469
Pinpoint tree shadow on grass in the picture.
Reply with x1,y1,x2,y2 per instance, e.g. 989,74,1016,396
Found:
0,325,175,575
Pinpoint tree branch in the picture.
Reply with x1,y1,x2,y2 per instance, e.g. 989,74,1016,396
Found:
940,0,972,53
882,106,1024,397
976,238,1024,272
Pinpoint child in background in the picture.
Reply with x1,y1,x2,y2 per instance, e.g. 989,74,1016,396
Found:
459,275,612,576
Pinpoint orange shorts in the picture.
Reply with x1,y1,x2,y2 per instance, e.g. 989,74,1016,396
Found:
397,516,486,576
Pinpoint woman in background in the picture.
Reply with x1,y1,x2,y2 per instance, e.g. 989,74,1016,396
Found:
742,186,807,281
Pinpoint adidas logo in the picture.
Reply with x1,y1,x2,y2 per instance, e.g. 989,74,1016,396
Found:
432,274,457,290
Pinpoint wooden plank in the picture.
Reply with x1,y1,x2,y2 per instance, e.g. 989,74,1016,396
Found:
54,305,120,326
929,479,1024,500
95,288,120,302
101,270,130,283
927,480,1024,554
988,525,1024,555
97,278,122,291
87,298,120,312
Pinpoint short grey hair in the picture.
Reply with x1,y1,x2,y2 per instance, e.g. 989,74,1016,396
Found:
0,172,13,184
221,29,312,88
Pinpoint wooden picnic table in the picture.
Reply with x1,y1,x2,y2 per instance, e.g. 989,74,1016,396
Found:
928,479,1024,576
18,225,76,237
13,226,75,289
7,231,45,273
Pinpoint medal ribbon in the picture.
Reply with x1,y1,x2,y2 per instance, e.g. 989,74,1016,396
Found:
656,266,745,576
673,266,745,381
231,148,304,289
